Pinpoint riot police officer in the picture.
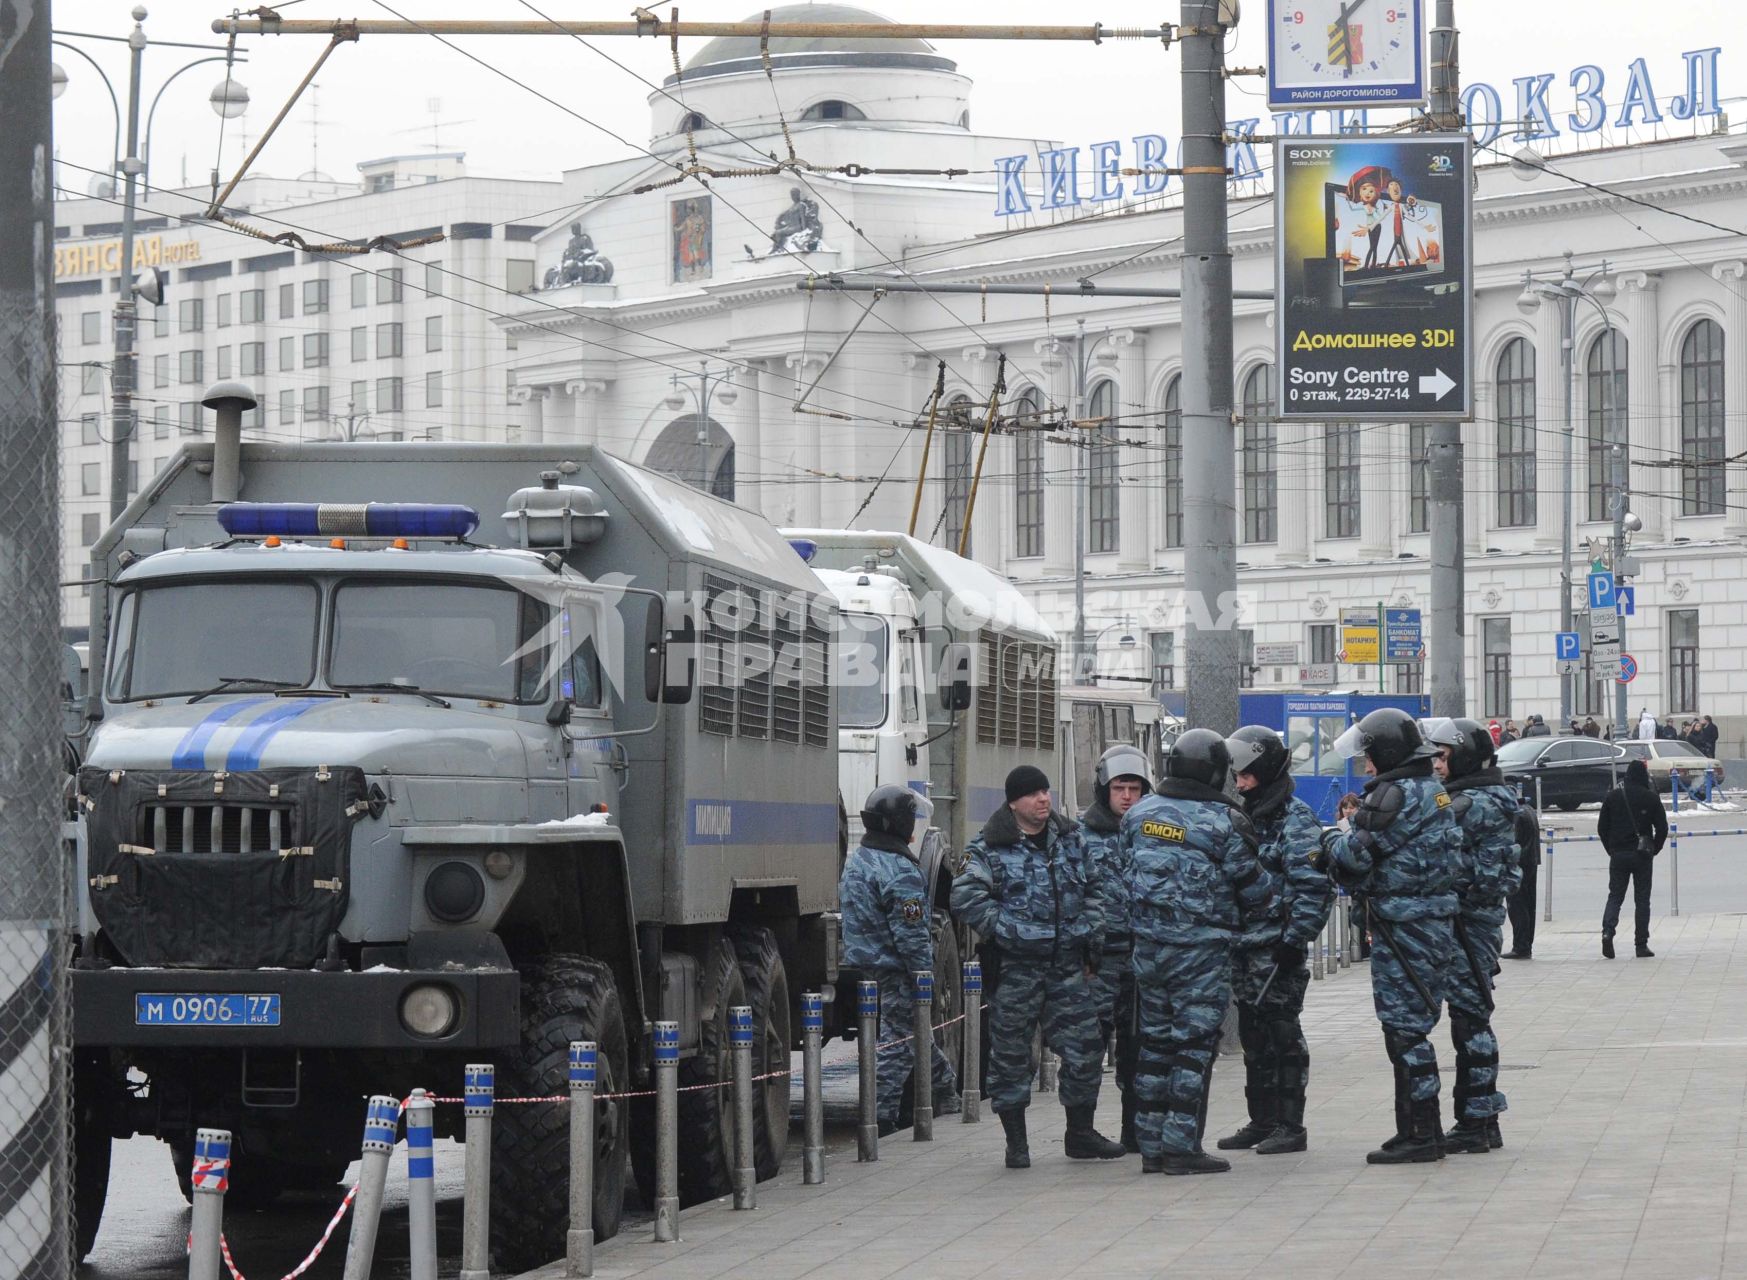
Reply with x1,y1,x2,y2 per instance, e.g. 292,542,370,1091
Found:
1424,717,1521,1153
1124,730,1277,1174
1079,743,1152,1152
1218,725,1332,1155
839,784,957,1135
1319,708,1462,1164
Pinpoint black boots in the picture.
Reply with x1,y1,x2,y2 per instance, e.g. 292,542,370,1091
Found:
1144,1149,1231,1175
1255,1093,1307,1154
1602,935,1615,959
998,1108,1029,1169
1444,1118,1491,1154
1368,1096,1444,1164
1062,1105,1126,1160
1636,944,1655,957
1119,1093,1140,1154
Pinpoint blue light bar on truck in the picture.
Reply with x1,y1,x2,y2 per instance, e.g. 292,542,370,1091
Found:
217,502,481,539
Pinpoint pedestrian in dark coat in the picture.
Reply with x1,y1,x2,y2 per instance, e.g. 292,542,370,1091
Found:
1597,760,1668,958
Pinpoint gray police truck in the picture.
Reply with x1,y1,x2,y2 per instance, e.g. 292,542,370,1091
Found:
71,408,840,1271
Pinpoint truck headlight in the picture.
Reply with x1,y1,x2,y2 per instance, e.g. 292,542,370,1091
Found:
425,861,485,923
400,984,459,1037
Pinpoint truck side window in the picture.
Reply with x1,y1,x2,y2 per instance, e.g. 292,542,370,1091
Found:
899,631,922,725
560,600,603,708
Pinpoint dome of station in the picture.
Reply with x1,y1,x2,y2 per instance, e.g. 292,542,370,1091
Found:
666,3,957,83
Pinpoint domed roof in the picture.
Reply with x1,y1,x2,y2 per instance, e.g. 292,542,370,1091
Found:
666,3,957,83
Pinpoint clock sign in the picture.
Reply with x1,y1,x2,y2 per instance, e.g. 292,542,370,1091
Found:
1267,0,1427,111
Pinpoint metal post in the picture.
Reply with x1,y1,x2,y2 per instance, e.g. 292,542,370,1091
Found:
911,971,934,1141
856,980,879,1162
109,9,148,525
1535,776,1544,821
1072,322,1088,684
460,1065,494,1280
186,1127,230,1280
1313,923,1325,980
730,1005,756,1209
653,1021,680,1242
961,961,982,1123
1543,835,1554,923
1612,441,1630,736
342,1096,400,1280
1670,822,1680,917
567,1041,597,1277
801,993,825,1184
1559,292,1576,725
1038,1044,1058,1092
405,1090,437,1280
1179,0,1238,733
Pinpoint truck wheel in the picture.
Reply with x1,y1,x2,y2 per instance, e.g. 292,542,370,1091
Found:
677,938,744,1202
729,924,791,1181
491,954,630,1273
73,1055,112,1260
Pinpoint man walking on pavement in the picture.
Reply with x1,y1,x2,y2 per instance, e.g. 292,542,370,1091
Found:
1079,744,1152,1153
1424,719,1521,1153
1124,730,1277,1175
1218,726,1332,1156
1598,758,1668,959
952,766,1126,1168
1318,708,1462,1164
838,784,959,1136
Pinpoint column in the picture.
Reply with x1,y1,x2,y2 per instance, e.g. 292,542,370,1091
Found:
1617,272,1662,540
1713,261,1747,535
1038,337,1074,575
726,361,764,516
1274,418,1310,563
564,379,608,446
1358,423,1395,558
1465,383,1490,553
784,352,826,527
513,385,550,444
1532,295,1568,550
1109,329,1150,571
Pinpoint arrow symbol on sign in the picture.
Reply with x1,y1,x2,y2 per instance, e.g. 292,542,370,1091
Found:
1418,369,1456,399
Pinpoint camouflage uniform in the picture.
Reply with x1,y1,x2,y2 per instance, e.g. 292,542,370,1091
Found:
1324,763,1461,1122
1079,799,1136,1105
950,806,1105,1116
1231,775,1333,1134
1441,770,1521,1126
840,835,957,1126
1123,781,1277,1158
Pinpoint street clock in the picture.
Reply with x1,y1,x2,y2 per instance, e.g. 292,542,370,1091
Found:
1266,0,1426,110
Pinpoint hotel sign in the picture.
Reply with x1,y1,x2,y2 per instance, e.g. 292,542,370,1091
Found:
55,234,203,280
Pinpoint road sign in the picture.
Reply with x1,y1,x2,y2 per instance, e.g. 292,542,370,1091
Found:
1557,658,1582,676
1593,640,1621,666
1384,608,1423,662
1554,631,1581,662
1618,653,1638,683
1590,608,1620,649
1265,0,1427,111
1256,642,1301,666
1587,571,1616,611
1617,586,1635,616
1300,663,1337,686
1340,606,1380,665
1275,134,1473,421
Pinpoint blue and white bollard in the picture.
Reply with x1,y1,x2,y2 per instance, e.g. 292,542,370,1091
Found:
567,1042,596,1277
912,970,934,1141
341,1095,401,1280
406,1089,437,1280
653,1021,680,1243
730,1005,756,1210
460,1065,494,1280
962,960,982,1123
801,992,825,1184
856,979,879,1162
186,1127,230,1280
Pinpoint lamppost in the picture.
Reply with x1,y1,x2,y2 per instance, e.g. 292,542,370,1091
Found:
1609,446,1643,742
664,361,737,494
1086,618,1141,687
1515,253,1615,727
1068,319,1121,686
52,7,249,523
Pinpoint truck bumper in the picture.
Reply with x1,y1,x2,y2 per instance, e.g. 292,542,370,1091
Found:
73,965,521,1050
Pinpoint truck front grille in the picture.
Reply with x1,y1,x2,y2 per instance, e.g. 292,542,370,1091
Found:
141,803,297,855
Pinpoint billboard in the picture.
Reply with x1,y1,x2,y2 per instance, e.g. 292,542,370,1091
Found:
1275,135,1473,420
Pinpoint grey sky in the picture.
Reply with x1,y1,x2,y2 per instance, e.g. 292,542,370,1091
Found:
49,2,1738,205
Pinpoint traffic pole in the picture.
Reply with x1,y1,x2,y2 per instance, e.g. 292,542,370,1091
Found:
459,1065,494,1280
730,1005,756,1209
186,1128,230,1280
566,1042,596,1277
405,1090,437,1280
856,980,879,1162
801,992,825,1184
911,971,934,1140
341,1096,400,1280
652,1021,680,1242
961,960,982,1123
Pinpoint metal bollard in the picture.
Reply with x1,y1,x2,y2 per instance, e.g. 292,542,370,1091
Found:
961,960,982,1123
186,1127,230,1280
856,979,879,1162
1670,822,1680,917
1341,898,1353,968
801,992,825,1184
912,970,934,1141
653,1021,680,1242
406,1089,437,1280
567,1042,596,1278
730,1005,757,1209
1313,922,1325,980
342,1095,400,1280
1543,834,1554,923
460,1064,494,1280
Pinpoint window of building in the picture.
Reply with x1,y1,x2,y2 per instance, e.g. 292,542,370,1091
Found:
1496,337,1537,527
304,332,329,368
942,396,973,555
278,389,295,425
80,413,100,446
1087,379,1121,555
1309,623,1337,665
152,407,168,440
1238,629,1255,689
800,99,867,121
128,459,139,495
81,512,101,546
153,354,168,388
278,282,295,319
152,305,168,338
425,315,443,352
303,278,329,314
349,381,369,414
377,268,403,305
1149,631,1175,693
216,293,231,328
350,273,368,308
506,259,535,295
1012,388,1044,559
1679,318,1725,516
216,345,231,379
376,322,402,359
302,385,329,422
1240,365,1276,543
278,336,296,371
240,342,264,377
80,462,100,495
179,401,197,434
1668,609,1699,715
1161,375,1182,549
424,370,443,408
178,349,203,384
1395,664,1424,695
375,376,403,413
1324,422,1360,538
240,288,264,324
350,326,368,362
242,405,262,432
179,298,203,332
80,363,103,396
81,311,100,344
1409,421,1429,533
1482,616,1511,719
424,260,442,297
1586,329,1628,522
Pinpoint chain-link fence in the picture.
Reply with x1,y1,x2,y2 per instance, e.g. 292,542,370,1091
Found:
1,6,74,1278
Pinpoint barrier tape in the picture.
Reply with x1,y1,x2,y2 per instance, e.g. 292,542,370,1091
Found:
200,1183,358,1280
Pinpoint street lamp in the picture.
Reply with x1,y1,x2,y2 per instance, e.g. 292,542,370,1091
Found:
1084,617,1140,685
1516,252,1616,728
1069,320,1121,686
665,361,737,494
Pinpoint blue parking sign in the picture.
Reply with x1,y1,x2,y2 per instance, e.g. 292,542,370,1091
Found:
1555,631,1581,661
1587,571,1615,610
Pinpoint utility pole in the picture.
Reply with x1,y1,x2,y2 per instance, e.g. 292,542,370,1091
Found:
1424,0,1464,717
1073,322,1088,686
109,8,149,524
1179,0,1238,733
1611,441,1630,738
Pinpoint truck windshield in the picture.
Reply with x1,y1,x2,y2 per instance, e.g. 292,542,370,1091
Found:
109,580,320,700
329,581,544,702
837,612,889,729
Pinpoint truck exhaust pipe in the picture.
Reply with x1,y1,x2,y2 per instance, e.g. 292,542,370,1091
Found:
201,380,258,503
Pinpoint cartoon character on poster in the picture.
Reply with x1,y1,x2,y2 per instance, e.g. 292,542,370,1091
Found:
1332,166,1443,279
672,196,712,283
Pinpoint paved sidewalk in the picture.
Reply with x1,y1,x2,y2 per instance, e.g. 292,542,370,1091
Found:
518,914,1747,1280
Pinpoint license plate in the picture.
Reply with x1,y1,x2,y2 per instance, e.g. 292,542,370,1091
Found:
135,993,282,1027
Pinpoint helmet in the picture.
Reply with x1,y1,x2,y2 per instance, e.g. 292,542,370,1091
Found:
1333,707,1427,772
1225,725,1289,786
1163,728,1232,790
1094,743,1153,804
860,784,932,842
1439,717,1496,778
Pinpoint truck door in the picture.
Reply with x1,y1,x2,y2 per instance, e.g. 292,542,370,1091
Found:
557,595,618,814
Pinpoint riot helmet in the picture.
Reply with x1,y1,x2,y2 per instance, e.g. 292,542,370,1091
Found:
1442,717,1496,778
1094,743,1153,806
1332,706,1427,773
1163,728,1232,790
860,784,932,843
1225,725,1289,786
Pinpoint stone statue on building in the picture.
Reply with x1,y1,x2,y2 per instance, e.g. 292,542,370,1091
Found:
543,223,614,287
768,187,825,256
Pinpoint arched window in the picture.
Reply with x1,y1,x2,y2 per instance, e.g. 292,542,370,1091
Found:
1240,365,1276,544
1012,387,1044,558
1496,337,1537,527
800,99,867,122
1324,422,1360,538
1161,376,1182,549
1087,380,1120,554
645,413,734,501
1680,318,1726,515
678,111,709,133
1586,329,1628,521
942,394,974,554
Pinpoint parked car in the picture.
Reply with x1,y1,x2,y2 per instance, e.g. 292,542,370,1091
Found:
1616,740,1725,791
1495,735,1624,810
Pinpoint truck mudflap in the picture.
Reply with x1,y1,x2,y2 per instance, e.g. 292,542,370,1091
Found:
73,965,520,1050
